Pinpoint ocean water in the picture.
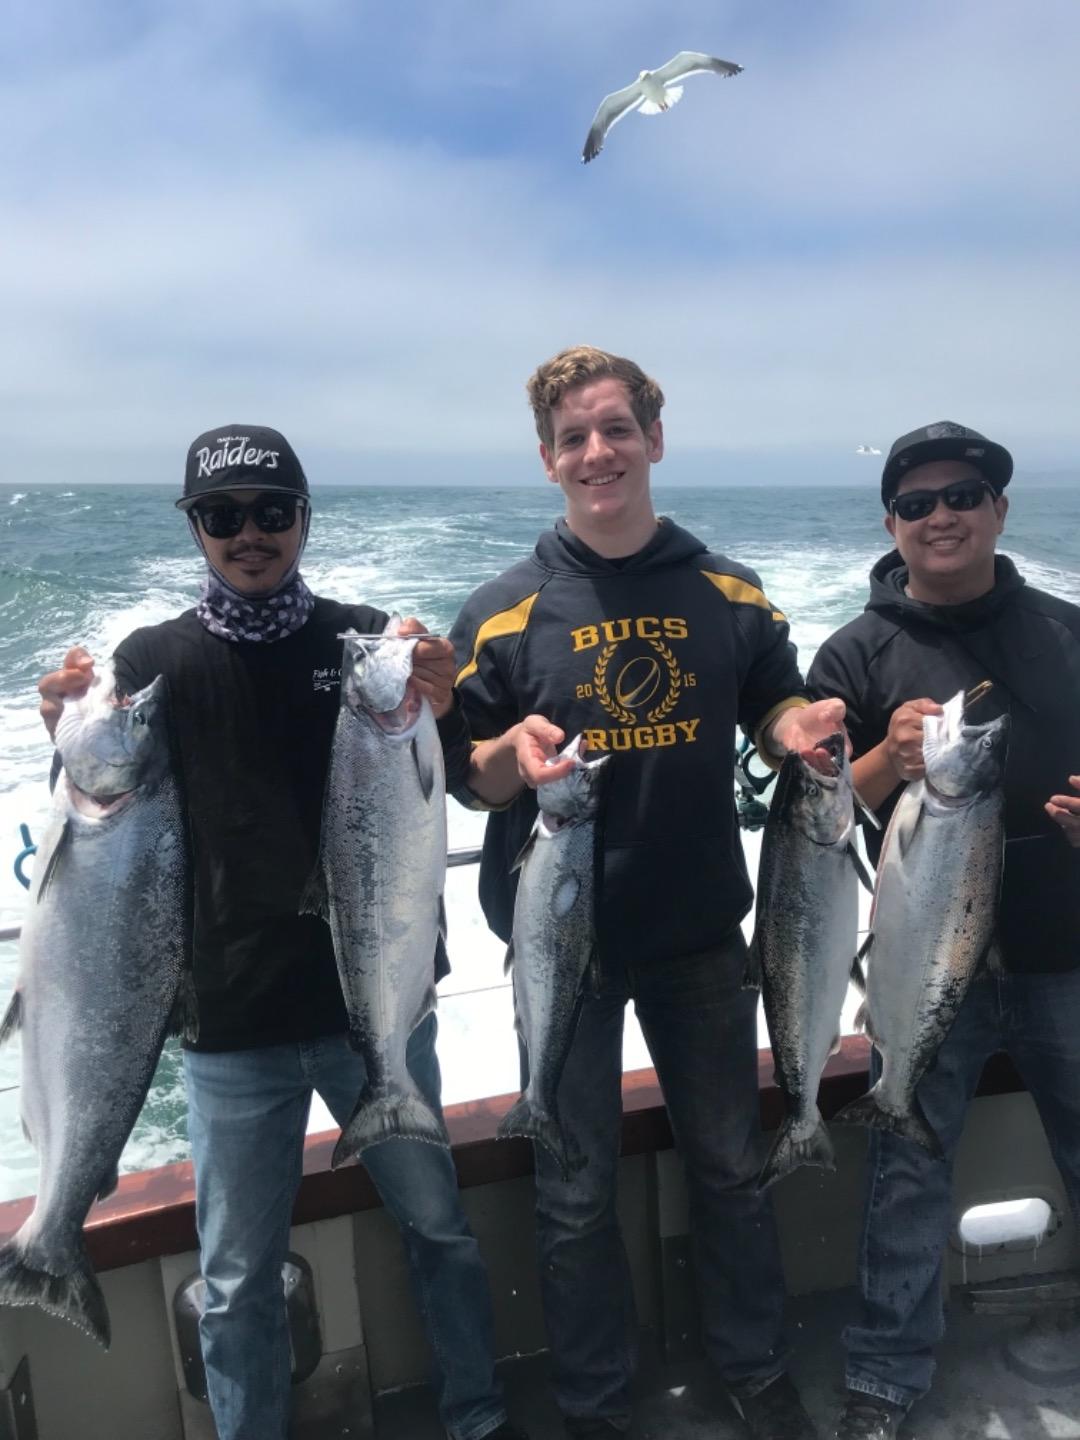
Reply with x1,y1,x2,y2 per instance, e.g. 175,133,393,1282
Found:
1,481,1077,1203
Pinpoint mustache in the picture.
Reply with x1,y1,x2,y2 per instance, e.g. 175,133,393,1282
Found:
226,545,280,560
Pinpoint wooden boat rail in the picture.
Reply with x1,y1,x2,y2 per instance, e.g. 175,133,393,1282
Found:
0,1037,1028,1275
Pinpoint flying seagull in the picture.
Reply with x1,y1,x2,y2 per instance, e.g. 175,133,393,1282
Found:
855,444,883,456
582,51,743,164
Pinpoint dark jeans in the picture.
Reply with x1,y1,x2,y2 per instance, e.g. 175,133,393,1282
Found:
531,932,789,1428
846,966,1080,1408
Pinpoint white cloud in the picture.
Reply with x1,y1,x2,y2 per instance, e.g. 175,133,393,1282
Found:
2,0,1079,482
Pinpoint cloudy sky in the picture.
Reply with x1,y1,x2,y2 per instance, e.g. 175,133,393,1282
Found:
5,0,1080,485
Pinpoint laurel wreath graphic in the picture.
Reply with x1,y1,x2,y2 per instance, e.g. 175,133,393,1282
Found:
593,638,681,725
646,638,681,723
594,643,635,724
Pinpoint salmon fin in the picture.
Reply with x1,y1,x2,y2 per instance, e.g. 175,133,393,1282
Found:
742,936,762,991
298,863,329,921
510,825,538,873
408,985,438,1036
847,843,875,894
167,969,199,1043
552,874,580,919
850,936,871,993
96,1162,119,1202
893,796,924,860
411,737,437,803
35,818,71,902
332,1088,449,1166
497,1095,585,1182
853,785,882,831
437,892,447,946
758,1112,835,1190
0,1238,110,1349
831,1090,943,1157
503,939,515,977
0,992,23,1046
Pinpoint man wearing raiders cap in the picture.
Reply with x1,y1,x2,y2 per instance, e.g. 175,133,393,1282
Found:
809,421,1080,1439
37,426,526,1440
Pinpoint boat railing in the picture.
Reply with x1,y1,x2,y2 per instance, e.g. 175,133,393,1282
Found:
0,846,486,947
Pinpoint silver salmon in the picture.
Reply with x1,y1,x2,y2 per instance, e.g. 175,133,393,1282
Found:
747,732,868,1189
498,735,609,1178
834,691,1009,1153
0,669,194,1348
304,617,449,1164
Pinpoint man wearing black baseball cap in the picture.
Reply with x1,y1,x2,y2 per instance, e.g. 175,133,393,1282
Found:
809,422,1080,1440
38,425,526,1440
879,419,1013,508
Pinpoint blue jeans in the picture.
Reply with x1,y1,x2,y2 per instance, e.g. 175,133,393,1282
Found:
531,932,790,1429
184,1016,507,1440
846,966,1080,1408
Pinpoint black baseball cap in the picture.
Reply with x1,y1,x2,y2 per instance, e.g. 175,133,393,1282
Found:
176,425,310,510
881,421,1013,507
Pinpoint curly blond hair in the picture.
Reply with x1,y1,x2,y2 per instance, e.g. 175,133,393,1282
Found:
526,346,665,449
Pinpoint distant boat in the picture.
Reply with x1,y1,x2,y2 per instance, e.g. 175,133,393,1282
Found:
855,445,882,456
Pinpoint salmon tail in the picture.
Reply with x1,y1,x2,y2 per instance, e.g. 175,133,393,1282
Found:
331,1089,449,1167
758,1112,836,1190
831,1090,943,1158
497,1095,585,1181
0,1239,110,1348
0,991,22,1045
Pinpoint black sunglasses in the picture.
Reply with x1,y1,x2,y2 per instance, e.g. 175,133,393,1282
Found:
193,495,304,539
890,477,996,524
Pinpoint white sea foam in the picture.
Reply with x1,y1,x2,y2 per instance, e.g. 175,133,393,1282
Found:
1001,547,1080,606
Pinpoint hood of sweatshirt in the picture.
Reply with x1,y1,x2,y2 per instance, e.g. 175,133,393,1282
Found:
865,551,1027,631
532,516,708,578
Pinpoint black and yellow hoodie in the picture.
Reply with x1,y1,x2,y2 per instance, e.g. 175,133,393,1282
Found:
450,517,808,964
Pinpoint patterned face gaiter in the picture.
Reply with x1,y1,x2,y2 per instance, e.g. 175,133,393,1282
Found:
189,504,316,643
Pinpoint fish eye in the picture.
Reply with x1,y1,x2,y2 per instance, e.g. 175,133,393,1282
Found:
980,735,993,749
132,710,148,727
806,782,819,797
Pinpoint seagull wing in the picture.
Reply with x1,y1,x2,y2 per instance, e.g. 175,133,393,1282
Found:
582,80,646,163
651,51,743,86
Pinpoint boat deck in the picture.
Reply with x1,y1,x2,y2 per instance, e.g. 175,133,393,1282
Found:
376,1286,1080,1440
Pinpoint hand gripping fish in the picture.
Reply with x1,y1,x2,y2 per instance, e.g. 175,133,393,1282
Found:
498,736,609,1179
303,616,449,1164
0,667,195,1348
746,732,873,1189
833,691,1009,1154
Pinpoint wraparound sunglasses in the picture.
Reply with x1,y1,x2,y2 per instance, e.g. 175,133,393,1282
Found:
889,477,995,523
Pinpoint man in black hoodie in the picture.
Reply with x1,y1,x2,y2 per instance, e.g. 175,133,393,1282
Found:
451,346,847,1440
808,422,1080,1440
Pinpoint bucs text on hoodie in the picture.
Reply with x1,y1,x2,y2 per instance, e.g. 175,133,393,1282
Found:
808,552,1080,973
450,518,808,963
